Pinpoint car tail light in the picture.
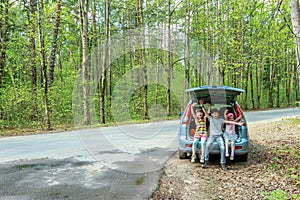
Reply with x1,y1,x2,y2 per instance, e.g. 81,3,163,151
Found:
181,103,192,125
185,144,193,148
235,146,242,150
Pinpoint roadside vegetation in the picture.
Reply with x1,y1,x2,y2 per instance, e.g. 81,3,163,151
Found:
151,117,300,200
0,1,300,133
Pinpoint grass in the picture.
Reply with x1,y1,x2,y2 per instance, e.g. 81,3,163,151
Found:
135,176,145,185
16,164,36,170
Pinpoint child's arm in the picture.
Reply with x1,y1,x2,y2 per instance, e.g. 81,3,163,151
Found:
224,109,229,120
191,103,200,127
234,114,242,122
191,102,197,119
199,99,210,118
224,120,243,126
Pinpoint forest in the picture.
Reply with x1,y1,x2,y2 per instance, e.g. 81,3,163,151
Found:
0,0,300,131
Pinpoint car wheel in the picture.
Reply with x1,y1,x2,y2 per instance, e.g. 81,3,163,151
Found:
178,149,186,159
237,153,248,162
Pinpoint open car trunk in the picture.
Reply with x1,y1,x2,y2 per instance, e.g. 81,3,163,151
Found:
185,86,245,105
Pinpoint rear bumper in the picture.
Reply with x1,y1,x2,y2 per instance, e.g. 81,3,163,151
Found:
178,136,249,155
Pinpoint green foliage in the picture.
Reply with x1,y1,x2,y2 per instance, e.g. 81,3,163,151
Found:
0,0,298,132
262,190,287,200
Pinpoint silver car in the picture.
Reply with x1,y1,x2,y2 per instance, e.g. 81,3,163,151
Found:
178,86,249,161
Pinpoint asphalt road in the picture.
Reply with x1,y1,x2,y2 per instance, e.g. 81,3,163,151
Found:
0,108,299,200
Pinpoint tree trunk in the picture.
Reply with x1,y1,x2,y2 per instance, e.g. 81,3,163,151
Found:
244,63,249,110
0,0,9,87
29,0,38,121
100,0,110,124
256,63,261,108
48,0,62,83
268,63,275,108
250,65,255,109
37,0,51,129
167,0,172,117
290,0,300,104
139,0,148,120
79,0,91,125
184,0,191,105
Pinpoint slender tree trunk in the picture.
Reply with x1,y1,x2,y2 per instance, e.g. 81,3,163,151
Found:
286,49,291,106
276,74,280,108
268,63,275,108
244,63,249,110
48,0,61,83
256,63,261,108
139,0,148,120
37,0,51,129
0,0,9,87
290,0,300,105
100,0,110,124
29,0,38,121
184,0,190,105
250,65,255,109
79,0,91,125
166,0,172,117
91,0,99,92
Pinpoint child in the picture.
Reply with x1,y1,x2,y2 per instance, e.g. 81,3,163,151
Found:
224,110,242,160
201,101,243,170
190,102,208,163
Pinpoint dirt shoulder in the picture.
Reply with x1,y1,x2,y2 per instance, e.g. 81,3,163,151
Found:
151,118,300,200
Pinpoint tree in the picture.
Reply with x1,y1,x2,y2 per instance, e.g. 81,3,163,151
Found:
29,0,38,120
100,0,110,124
0,0,9,87
48,0,62,83
37,0,51,129
290,0,300,104
79,0,91,125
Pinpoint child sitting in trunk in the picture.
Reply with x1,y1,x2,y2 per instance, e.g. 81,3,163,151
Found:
202,103,243,171
223,109,242,160
190,101,209,163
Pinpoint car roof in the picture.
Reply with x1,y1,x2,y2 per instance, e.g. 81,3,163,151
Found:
185,85,245,104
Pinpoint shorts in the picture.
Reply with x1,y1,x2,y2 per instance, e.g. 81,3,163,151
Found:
223,132,238,141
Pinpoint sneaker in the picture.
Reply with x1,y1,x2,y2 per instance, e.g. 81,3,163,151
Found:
200,156,204,163
202,161,207,168
230,155,234,160
221,163,227,171
191,155,196,163
225,153,229,157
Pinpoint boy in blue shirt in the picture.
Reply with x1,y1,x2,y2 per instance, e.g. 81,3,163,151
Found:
201,100,242,170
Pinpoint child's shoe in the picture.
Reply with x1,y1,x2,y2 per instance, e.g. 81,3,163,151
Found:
225,153,229,157
200,156,204,163
201,161,206,168
191,155,196,163
221,163,227,171
230,155,234,160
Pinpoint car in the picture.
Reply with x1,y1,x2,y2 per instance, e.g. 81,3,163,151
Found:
178,85,249,162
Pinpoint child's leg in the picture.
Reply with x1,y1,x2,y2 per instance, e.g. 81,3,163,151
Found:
216,135,226,164
230,140,235,160
204,136,215,162
225,138,229,157
200,137,207,163
192,138,200,154
191,139,199,162
200,137,207,156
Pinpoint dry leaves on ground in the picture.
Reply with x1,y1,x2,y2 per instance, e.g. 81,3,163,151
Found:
151,118,300,200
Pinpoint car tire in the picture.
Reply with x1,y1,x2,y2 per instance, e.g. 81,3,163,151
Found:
178,149,186,159
237,153,248,162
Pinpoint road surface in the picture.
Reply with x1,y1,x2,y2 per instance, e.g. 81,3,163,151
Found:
0,108,299,199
